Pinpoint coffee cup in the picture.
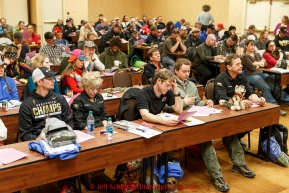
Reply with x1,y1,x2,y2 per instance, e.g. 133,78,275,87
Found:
114,60,120,67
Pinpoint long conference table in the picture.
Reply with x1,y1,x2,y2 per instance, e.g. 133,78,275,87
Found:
0,103,280,192
4,85,204,139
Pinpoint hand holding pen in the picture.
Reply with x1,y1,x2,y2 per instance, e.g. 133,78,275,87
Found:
206,99,214,108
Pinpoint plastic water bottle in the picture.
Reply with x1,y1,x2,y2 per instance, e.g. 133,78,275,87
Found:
106,117,114,141
87,111,95,135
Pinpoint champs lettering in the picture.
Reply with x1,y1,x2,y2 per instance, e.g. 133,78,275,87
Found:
32,102,62,118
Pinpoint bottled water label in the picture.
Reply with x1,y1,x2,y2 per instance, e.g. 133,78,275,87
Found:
106,126,114,141
87,122,94,135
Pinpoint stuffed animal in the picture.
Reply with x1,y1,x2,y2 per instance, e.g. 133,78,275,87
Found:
219,85,246,111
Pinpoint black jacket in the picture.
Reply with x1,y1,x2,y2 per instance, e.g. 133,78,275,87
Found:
146,34,162,45
184,35,202,48
63,24,77,42
100,28,124,49
5,58,32,79
71,92,108,130
19,91,73,141
144,63,164,83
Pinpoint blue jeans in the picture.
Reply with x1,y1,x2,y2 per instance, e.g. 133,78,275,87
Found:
247,74,277,104
162,56,175,72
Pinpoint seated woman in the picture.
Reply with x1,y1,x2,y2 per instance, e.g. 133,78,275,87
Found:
71,71,107,130
241,40,289,116
160,21,174,41
26,24,41,45
61,49,87,94
255,29,268,50
0,61,19,102
143,47,163,83
27,53,60,93
2,46,32,79
263,40,285,69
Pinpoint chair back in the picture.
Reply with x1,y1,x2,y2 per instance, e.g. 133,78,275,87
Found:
142,72,151,85
113,70,132,87
205,79,215,100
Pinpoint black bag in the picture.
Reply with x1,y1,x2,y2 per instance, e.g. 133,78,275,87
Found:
276,59,288,69
261,124,288,154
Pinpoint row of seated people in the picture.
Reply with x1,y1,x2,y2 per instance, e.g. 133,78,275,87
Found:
1,54,267,192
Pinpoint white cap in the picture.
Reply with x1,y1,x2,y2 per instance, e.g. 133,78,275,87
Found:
247,35,256,41
32,67,57,83
180,26,187,30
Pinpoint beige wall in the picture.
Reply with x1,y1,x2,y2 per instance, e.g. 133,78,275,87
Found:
63,0,88,25
140,0,230,28
1,0,28,28
88,0,141,24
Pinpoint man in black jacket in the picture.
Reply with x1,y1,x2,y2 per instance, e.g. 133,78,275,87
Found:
63,18,77,43
184,28,202,48
146,25,162,45
274,27,289,51
19,67,73,141
100,24,123,50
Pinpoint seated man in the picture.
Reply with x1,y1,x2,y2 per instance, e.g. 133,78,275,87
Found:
241,25,257,41
52,18,64,32
127,28,145,60
63,18,77,43
217,34,241,56
146,25,162,46
100,24,123,50
163,58,230,192
184,28,202,48
94,18,109,34
143,47,163,83
10,32,30,61
194,34,222,85
40,32,63,63
0,25,12,40
99,37,128,69
18,66,75,192
179,26,188,42
132,68,182,124
83,41,105,71
213,54,264,187
0,18,13,32
123,25,136,41
162,29,186,71
274,27,289,52
54,29,69,47
199,24,217,43
0,61,19,102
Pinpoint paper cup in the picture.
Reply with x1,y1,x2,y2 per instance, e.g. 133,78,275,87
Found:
114,60,120,67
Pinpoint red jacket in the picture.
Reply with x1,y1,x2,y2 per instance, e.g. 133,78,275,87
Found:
64,68,84,94
263,52,277,69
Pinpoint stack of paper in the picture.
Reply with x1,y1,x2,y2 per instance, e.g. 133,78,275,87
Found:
73,130,95,143
188,106,216,116
0,148,28,165
157,112,205,126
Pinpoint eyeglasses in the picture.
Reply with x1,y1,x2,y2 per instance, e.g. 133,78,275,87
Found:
161,79,172,87
268,44,275,48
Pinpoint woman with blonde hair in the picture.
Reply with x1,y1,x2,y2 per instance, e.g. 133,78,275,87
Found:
2,45,32,79
71,71,108,130
27,53,60,93
274,15,289,36
61,49,87,94
255,29,269,50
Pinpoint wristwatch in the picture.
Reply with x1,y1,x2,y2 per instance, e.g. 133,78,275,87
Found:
174,92,181,97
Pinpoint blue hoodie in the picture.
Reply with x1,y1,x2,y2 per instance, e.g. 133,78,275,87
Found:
0,76,19,102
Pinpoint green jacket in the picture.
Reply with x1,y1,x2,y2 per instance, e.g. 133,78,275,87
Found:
99,48,128,69
163,79,205,112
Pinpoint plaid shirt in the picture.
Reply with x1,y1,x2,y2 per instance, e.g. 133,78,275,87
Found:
39,44,63,62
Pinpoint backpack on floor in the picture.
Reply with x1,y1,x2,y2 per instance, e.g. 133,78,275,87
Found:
261,124,288,154
114,159,142,193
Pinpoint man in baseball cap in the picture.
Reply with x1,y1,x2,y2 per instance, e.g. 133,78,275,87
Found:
19,65,74,192
83,41,105,71
274,26,289,51
199,24,217,42
32,66,57,83
184,28,202,48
